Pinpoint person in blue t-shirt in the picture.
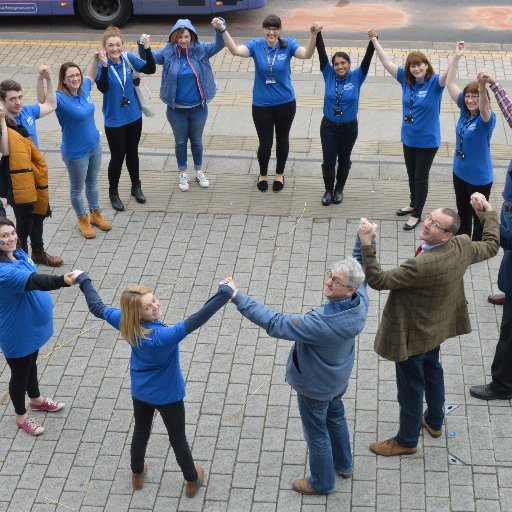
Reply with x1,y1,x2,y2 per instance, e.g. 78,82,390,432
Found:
370,31,450,230
215,15,321,192
74,269,235,496
96,26,156,212
0,218,79,436
56,56,112,239
446,41,496,241
316,29,377,206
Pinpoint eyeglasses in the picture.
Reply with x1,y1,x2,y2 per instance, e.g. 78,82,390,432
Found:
425,214,450,232
464,94,479,100
264,27,280,34
325,270,353,288
66,73,81,81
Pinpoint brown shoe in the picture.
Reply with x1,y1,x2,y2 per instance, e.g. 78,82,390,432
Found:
291,477,325,495
185,465,204,498
31,251,64,267
369,438,417,456
488,293,505,306
78,215,95,239
422,418,442,438
89,210,112,232
132,461,148,490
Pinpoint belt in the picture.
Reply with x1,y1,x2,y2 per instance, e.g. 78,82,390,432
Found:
505,203,512,212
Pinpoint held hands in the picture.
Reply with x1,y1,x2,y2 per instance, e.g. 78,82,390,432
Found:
454,41,465,58
140,34,151,49
358,217,378,246
310,22,322,34
95,48,108,66
38,65,51,79
220,276,238,299
470,193,492,216
211,17,226,31
367,28,378,39
0,105,5,120
63,269,84,286
477,69,495,85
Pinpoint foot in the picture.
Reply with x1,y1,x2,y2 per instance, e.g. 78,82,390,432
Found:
470,384,512,401
179,172,189,192
337,471,352,479
185,465,204,498
131,183,146,203
369,438,417,456
78,214,96,239
488,293,506,306
396,207,414,216
195,170,209,188
272,174,284,192
89,210,112,232
109,192,125,211
332,189,343,204
29,397,65,412
132,461,148,490
321,190,333,206
16,416,44,436
403,217,421,231
422,418,442,438
31,251,64,267
257,175,268,192
291,478,326,495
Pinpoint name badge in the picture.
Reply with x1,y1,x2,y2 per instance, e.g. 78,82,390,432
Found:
266,76,276,85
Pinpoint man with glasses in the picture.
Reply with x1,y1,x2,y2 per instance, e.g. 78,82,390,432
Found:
224,234,369,495
358,192,499,456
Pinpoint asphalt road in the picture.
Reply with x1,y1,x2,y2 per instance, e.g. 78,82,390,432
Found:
1,0,511,43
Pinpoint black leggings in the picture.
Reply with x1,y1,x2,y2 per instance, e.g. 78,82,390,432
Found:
5,350,41,415
252,99,296,175
131,397,197,481
12,204,45,255
105,117,143,190
452,173,492,241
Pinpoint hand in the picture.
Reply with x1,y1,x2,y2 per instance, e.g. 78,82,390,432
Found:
140,33,150,49
64,270,83,285
477,69,495,85
470,192,492,215
96,48,108,67
211,17,226,31
358,217,376,246
38,65,51,79
368,28,378,39
454,40,465,57
0,105,5,120
310,21,322,34
220,276,238,298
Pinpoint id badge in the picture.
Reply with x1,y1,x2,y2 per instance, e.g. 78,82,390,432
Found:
333,109,343,117
405,115,414,124
456,150,465,159
266,76,276,85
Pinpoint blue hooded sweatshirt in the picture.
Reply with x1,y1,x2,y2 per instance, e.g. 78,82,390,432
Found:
141,19,225,109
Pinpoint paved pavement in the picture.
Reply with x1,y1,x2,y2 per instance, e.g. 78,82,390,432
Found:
0,36,511,511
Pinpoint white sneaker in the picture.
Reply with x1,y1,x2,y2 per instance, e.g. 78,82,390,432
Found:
195,170,209,188
179,172,189,192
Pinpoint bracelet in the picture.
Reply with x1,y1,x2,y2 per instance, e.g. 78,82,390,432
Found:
220,28,227,34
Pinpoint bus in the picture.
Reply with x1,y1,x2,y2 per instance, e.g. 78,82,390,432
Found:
0,0,268,28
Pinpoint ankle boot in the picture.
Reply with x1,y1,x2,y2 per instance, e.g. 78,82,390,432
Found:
131,181,146,203
109,188,124,211
77,215,96,239
333,163,351,204
321,166,335,206
90,210,112,231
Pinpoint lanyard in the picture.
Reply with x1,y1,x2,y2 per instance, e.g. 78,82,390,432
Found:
109,57,127,96
265,45,278,77
458,112,479,151
408,81,424,115
334,76,348,109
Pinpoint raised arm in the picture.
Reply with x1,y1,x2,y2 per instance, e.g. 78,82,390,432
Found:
360,29,377,76
315,31,328,71
0,107,8,155
477,74,492,123
137,34,156,74
445,41,464,101
479,71,512,128
294,22,322,60
211,17,250,57
36,66,57,117
203,18,226,58
85,49,105,81
368,30,398,79
76,272,108,319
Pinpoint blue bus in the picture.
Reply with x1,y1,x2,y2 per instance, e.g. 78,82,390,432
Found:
0,0,268,28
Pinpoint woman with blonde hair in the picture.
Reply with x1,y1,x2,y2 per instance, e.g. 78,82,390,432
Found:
74,270,235,495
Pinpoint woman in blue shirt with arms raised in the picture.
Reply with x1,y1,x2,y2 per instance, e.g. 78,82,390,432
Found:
445,41,495,241
316,29,377,206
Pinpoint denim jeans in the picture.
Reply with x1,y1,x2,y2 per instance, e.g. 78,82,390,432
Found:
297,393,352,493
62,142,102,217
395,346,445,447
166,104,208,172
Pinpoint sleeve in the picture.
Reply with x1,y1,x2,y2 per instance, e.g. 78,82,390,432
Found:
484,110,496,128
288,38,301,57
457,91,464,110
360,40,375,76
139,42,164,65
244,39,256,58
76,272,108,320
131,49,156,74
490,81,512,128
316,32,328,71
469,211,500,263
95,65,109,93
0,266,30,292
183,284,232,333
435,73,444,91
82,77,92,95
396,66,406,86
500,207,512,251
203,27,226,58
24,272,69,291
29,104,41,120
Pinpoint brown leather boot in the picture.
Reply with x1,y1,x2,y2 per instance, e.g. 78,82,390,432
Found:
31,251,64,267
369,438,417,456
89,210,112,231
132,461,148,490
77,215,95,239
185,465,204,498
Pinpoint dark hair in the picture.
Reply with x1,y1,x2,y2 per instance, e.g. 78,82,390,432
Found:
462,81,491,115
404,51,434,86
170,27,198,45
440,208,461,235
58,62,83,97
262,14,287,48
332,51,351,66
0,217,15,229
0,79,22,101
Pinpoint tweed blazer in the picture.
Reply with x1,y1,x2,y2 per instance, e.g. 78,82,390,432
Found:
362,211,500,362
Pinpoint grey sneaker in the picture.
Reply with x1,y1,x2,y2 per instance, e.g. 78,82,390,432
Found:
195,170,209,188
179,172,189,192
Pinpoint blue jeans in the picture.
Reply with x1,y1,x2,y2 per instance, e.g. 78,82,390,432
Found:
297,393,352,493
395,346,445,447
62,142,102,217
166,104,208,171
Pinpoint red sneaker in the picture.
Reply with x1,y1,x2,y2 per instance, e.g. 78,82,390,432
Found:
16,416,44,436
29,397,65,412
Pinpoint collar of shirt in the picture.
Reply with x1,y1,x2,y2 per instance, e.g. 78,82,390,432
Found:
421,242,444,251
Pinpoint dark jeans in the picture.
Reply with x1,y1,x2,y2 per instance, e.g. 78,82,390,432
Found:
252,99,296,175
402,145,438,218
105,117,143,190
452,173,492,241
5,350,41,415
320,117,358,170
395,346,445,447
490,293,512,393
12,204,45,255
131,397,197,481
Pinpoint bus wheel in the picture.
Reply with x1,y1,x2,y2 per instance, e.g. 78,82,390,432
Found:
77,0,132,29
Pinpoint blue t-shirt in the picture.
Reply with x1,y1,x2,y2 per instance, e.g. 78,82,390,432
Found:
322,65,366,123
453,92,496,186
175,51,201,107
0,249,54,358
14,104,41,148
97,52,145,128
101,307,188,405
245,38,301,107
56,77,100,159
397,67,445,148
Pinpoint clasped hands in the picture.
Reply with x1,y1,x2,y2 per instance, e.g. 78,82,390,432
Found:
358,218,378,246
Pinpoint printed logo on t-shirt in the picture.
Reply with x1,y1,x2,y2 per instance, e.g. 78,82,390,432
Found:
468,123,477,132
343,83,355,92
417,90,427,98
87,95,93,104
25,116,34,126
277,54,287,61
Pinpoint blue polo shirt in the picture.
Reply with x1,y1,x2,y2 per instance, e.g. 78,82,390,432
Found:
56,77,100,159
97,52,145,127
14,104,41,148
0,249,54,358
175,51,201,107
322,65,366,123
453,92,495,186
245,38,301,107
397,67,445,148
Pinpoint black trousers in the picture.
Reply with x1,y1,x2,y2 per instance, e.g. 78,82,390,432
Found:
402,145,438,218
252,99,296,175
490,294,512,393
105,117,143,190
12,204,45,255
5,350,41,415
452,173,492,241
131,397,197,481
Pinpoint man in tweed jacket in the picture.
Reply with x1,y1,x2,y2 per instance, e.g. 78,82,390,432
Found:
359,193,499,456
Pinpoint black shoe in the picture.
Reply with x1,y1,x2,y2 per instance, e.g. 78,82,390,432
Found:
131,182,146,203
322,190,333,206
332,189,343,204
470,384,512,401
396,207,413,216
257,176,268,192
403,217,421,231
273,176,284,192
109,192,125,212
